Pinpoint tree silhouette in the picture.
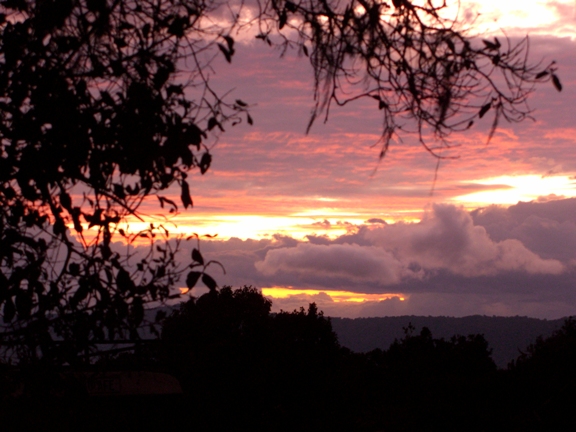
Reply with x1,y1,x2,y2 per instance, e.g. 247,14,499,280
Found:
0,0,240,365
506,318,576,430
160,286,343,430
355,325,499,431
256,0,561,156
0,0,560,364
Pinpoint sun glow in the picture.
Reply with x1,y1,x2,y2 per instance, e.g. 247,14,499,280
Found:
262,287,406,303
453,175,576,206
123,212,380,241
447,0,575,37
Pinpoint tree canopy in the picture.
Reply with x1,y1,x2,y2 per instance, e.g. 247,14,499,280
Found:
0,0,560,364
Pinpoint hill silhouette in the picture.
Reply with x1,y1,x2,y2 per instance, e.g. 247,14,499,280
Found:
4,286,576,431
330,315,565,368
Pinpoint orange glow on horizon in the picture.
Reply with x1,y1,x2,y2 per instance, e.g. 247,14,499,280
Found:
452,175,576,206
68,171,576,244
261,287,406,303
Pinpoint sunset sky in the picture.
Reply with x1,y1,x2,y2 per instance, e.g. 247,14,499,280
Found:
122,0,576,319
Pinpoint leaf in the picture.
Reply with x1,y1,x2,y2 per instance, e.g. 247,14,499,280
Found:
478,102,491,119
279,10,287,29
15,291,32,319
482,39,498,51
100,90,115,106
69,262,80,276
60,191,72,210
114,37,127,48
113,183,125,199
131,297,144,326
285,1,297,12
202,273,218,291
185,123,204,148
3,298,15,323
158,196,178,211
207,117,219,131
153,67,170,89
535,71,548,79
156,310,167,322
71,207,83,233
217,43,232,63
247,113,253,125
302,45,309,57
182,147,195,166
223,35,234,51
407,75,418,97
53,218,66,236
167,16,186,37
552,74,562,92
167,84,183,96
180,180,193,209
71,283,89,307
141,23,150,37
235,99,247,107
116,268,135,292
192,248,204,265
199,153,212,175
486,105,500,145
186,271,202,289
156,265,166,278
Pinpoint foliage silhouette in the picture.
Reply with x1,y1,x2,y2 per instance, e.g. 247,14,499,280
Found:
505,317,576,430
0,0,242,364
352,324,499,431
3,284,576,431
160,285,344,430
0,0,561,364
255,0,561,156
160,289,503,431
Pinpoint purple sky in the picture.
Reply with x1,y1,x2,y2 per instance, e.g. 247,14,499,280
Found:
123,1,576,318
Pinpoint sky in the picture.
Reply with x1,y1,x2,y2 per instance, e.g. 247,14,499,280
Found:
119,0,576,319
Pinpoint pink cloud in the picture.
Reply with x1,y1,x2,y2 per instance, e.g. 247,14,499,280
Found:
256,243,405,285
365,204,564,276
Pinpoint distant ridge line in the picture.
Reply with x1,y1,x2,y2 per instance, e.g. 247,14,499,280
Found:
329,315,569,368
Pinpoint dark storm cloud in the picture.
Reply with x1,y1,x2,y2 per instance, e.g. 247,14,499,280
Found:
471,198,576,261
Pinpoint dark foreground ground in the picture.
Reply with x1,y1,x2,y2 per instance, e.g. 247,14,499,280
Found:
2,288,576,431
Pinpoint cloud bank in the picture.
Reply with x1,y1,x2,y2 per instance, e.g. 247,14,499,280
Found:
165,198,576,319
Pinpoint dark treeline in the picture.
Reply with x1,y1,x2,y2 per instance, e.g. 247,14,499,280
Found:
332,315,566,368
2,286,576,431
